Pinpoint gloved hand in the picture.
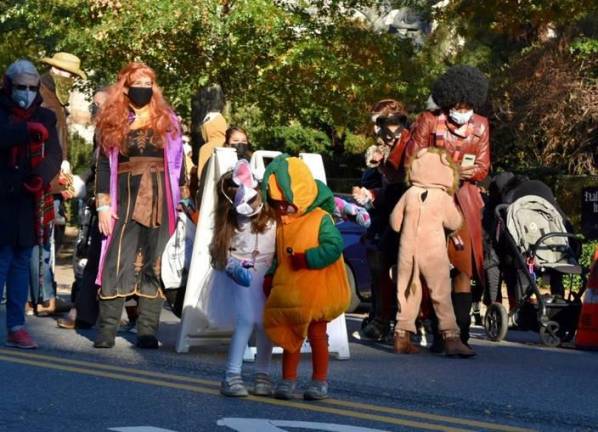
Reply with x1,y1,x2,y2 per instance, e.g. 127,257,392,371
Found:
263,274,273,298
291,252,308,270
27,122,48,143
355,207,371,228
352,186,374,209
22,175,43,194
225,256,252,287
178,198,194,212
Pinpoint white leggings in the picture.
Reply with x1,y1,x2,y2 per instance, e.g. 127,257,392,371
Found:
225,279,273,376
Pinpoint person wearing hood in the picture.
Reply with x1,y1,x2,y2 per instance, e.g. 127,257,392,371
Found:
262,155,350,401
0,59,62,349
404,65,491,348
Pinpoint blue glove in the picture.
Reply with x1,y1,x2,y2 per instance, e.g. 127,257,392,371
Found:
225,256,252,287
355,207,371,228
179,198,194,210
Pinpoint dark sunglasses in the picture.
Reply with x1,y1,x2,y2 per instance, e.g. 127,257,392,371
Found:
15,84,39,91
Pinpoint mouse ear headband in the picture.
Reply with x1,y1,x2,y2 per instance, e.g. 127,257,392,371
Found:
222,159,262,216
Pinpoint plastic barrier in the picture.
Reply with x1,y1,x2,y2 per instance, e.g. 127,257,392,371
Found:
576,247,598,350
176,149,350,360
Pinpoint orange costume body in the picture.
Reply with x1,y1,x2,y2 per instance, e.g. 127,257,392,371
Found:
262,155,349,382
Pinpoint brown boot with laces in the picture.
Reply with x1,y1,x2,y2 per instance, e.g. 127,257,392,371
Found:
393,330,420,354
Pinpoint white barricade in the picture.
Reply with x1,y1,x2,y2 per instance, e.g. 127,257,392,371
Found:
176,149,350,361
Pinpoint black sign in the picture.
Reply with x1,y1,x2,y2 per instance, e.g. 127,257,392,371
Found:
582,187,598,240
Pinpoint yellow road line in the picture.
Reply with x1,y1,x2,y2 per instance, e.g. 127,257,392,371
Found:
0,348,535,432
0,353,470,432
321,399,533,432
0,347,218,386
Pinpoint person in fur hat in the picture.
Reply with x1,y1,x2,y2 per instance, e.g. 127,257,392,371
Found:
391,148,475,357
405,65,490,349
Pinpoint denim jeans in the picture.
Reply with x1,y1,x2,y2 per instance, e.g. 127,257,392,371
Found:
0,245,33,330
29,242,55,304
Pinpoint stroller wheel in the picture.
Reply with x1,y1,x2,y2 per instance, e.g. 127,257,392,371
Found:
484,303,508,342
539,321,561,347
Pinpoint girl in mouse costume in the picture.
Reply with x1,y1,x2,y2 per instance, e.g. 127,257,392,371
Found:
405,65,490,347
391,148,475,357
209,159,276,398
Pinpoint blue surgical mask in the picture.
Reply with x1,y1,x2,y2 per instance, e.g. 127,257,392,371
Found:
449,109,473,125
11,88,37,109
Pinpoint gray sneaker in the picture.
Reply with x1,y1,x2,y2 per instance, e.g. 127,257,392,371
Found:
220,374,249,397
252,373,273,396
303,380,328,400
274,379,296,400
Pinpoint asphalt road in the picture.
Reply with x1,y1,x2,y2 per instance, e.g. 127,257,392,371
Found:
1,302,597,432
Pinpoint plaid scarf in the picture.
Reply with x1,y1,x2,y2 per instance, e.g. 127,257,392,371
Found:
8,106,54,244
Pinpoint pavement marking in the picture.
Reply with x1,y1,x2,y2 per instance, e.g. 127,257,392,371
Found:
218,418,391,431
0,349,535,432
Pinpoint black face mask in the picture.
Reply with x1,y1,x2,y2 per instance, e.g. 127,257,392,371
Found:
232,143,251,160
128,87,153,107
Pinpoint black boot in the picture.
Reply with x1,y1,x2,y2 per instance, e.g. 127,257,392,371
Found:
136,296,163,349
452,292,473,346
428,313,444,354
94,297,125,348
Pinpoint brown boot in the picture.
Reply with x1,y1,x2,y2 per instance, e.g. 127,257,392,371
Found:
444,336,476,358
393,330,420,354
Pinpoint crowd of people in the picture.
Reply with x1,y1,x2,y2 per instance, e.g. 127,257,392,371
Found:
1,54,494,400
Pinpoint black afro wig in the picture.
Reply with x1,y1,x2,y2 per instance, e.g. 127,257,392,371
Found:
431,65,488,111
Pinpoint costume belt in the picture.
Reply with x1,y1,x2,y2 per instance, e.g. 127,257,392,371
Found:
118,157,164,228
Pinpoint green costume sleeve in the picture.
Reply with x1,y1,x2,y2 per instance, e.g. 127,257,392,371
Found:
305,216,344,269
267,256,278,276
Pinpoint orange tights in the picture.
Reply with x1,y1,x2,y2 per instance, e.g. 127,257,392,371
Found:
282,320,328,381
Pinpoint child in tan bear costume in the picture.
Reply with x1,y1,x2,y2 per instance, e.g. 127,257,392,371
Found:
390,148,475,357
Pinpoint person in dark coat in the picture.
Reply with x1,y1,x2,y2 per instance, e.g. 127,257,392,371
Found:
0,59,62,348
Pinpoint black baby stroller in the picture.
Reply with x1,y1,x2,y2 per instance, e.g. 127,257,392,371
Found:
483,173,587,346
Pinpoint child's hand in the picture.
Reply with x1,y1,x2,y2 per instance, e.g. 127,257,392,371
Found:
355,207,371,228
291,252,308,270
225,256,252,287
263,274,273,297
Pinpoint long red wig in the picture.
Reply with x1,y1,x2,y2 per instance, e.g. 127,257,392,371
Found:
96,62,179,154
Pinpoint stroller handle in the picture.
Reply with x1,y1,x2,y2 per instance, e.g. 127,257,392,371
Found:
529,232,584,259
494,203,509,221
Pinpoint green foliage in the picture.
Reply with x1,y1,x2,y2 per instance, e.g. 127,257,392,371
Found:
0,0,596,177
68,132,92,176
570,37,598,58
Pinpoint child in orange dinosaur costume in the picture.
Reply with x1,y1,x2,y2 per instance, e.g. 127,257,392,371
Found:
390,148,475,357
262,155,350,400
